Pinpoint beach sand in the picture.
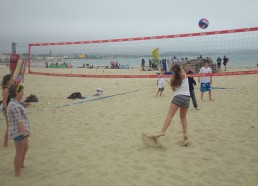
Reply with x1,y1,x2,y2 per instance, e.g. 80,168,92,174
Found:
0,66,258,186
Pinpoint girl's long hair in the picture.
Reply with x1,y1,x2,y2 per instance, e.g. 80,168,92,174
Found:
171,64,182,87
1,74,12,90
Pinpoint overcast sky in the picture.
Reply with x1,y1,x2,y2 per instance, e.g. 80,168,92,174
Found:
1,0,257,53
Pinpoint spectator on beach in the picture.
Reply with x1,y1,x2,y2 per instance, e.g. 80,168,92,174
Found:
141,59,145,71
185,63,199,110
155,69,166,97
167,59,170,67
198,61,214,101
151,62,157,70
1,74,15,147
154,64,190,146
223,55,229,71
115,61,119,69
149,59,152,68
7,84,30,177
162,59,167,71
216,56,222,72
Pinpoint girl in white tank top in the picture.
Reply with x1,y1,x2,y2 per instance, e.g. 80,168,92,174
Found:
152,64,190,146
174,74,190,96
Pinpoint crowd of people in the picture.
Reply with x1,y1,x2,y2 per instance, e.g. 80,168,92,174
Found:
141,55,230,74
142,56,188,72
216,55,229,72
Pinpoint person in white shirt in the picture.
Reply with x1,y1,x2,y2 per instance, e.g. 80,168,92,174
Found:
198,61,214,101
155,69,166,97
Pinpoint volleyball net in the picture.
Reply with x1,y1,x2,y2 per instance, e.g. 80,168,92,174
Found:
26,27,258,78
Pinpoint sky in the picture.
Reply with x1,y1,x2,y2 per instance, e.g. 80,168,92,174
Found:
0,0,258,53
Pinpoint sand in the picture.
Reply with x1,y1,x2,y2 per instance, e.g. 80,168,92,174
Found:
0,66,258,186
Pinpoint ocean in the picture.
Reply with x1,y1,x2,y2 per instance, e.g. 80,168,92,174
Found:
31,50,258,68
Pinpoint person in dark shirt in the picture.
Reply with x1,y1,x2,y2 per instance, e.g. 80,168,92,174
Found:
141,59,145,71
223,55,229,71
185,63,199,110
216,56,222,72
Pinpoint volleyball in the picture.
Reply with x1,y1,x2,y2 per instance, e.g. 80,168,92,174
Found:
199,18,209,29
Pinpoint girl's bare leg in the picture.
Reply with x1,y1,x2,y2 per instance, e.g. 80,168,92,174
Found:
180,107,189,140
21,138,29,168
14,142,24,177
155,103,179,137
3,115,8,147
4,128,8,147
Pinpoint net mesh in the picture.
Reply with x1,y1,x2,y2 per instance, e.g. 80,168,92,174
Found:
27,27,258,77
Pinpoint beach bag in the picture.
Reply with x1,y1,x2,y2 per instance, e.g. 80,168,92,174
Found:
25,94,39,102
67,92,84,99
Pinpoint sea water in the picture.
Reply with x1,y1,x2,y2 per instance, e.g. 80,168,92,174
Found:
31,50,258,68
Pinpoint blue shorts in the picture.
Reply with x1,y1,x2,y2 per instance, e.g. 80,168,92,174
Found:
14,135,25,143
200,82,211,92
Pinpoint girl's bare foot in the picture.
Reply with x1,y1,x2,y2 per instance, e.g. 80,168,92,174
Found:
15,172,21,177
153,132,166,138
182,136,188,146
142,133,162,148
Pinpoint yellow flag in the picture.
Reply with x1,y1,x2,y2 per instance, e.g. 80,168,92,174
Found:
151,48,159,65
79,54,86,59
